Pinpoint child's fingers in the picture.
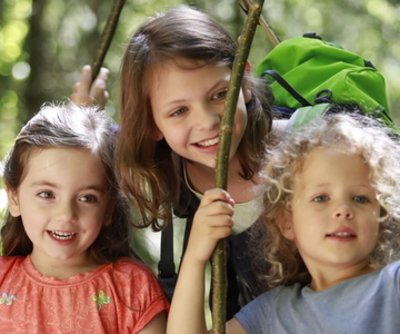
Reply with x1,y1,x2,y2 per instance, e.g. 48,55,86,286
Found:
90,67,109,94
77,65,92,94
186,188,235,261
199,188,235,208
70,65,92,106
89,67,109,107
186,217,233,262
90,80,109,108
70,66,109,107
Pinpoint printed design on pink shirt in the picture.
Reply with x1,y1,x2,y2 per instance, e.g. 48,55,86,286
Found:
0,292,17,305
93,289,111,310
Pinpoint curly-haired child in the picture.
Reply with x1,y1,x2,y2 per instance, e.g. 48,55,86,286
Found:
167,109,400,333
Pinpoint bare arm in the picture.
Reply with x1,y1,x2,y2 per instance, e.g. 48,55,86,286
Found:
70,65,109,108
226,318,248,334
166,189,235,334
137,312,167,334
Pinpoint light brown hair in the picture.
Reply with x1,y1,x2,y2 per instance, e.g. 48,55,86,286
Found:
117,5,273,230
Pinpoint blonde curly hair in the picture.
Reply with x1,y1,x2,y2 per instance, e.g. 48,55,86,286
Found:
257,109,400,289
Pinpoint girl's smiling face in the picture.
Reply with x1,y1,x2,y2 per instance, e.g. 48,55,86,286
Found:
149,58,250,171
7,147,111,274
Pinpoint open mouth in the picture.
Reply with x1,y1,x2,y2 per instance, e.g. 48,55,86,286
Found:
195,137,219,148
48,230,76,241
326,231,356,239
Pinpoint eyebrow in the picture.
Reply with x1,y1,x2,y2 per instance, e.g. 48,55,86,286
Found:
30,181,108,193
308,183,373,191
160,79,229,110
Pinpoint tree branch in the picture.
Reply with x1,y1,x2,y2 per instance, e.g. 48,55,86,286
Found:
212,1,265,333
91,0,126,82
240,0,280,47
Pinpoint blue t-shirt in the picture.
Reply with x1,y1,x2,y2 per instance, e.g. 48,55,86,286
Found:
235,261,400,334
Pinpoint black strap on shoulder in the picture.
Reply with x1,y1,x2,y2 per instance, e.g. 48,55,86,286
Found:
158,217,175,278
262,69,312,107
158,177,200,301
157,217,177,302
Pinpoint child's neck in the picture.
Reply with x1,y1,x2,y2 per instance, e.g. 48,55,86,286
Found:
309,262,376,291
29,252,101,280
185,157,260,203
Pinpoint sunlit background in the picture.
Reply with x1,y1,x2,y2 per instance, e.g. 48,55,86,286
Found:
1,0,400,217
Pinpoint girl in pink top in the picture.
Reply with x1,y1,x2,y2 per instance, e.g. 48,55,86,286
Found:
0,103,169,333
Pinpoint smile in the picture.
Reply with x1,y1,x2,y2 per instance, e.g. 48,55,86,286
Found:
196,137,219,147
327,231,355,237
325,231,357,241
48,230,76,240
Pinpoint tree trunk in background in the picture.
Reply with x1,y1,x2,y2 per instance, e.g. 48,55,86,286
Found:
22,0,48,122
232,3,243,38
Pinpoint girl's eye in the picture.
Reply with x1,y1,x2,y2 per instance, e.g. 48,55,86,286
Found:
312,194,329,203
79,195,98,203
170,107,188,117
212,88,228,101
353,195,370,204
37,191,54,199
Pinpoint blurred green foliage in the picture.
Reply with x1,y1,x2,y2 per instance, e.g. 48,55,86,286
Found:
1,0,400,223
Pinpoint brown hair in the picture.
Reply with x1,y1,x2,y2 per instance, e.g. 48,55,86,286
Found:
117,5,273,230
1,103,131,263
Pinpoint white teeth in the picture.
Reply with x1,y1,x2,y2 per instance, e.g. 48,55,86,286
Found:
51,231,75,240
331,232,353,237
197,137,219,147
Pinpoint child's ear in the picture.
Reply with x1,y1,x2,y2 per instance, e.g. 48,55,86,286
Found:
243,87,252,104
6,188,21,217
277,209,296,241
243,60,252,104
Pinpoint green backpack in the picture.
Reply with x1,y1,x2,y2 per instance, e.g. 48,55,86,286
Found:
256,33,396,129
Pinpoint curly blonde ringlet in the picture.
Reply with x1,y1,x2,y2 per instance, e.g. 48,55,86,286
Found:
256,108,400,289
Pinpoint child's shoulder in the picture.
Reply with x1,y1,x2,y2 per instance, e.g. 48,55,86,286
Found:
0,256,25,272
111,257,159,282
380,260,400,281
113,256,154,270
108,257,169,310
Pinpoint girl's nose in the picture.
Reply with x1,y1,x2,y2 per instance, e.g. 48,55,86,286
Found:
333,204,354,219
197,105,221,130
56,201,77,223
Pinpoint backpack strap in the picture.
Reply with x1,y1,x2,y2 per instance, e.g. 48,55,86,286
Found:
158,217,177,301
262,69,312,107
157,176,199,302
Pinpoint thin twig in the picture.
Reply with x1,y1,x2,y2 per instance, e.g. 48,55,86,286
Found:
91,0,126,81
240,0,280,47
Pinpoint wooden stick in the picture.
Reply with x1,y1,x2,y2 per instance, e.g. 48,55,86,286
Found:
91,0,126,81
212,1,265,333
240,0,280,47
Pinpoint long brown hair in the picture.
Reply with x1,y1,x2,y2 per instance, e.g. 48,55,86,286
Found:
117,5,273,230
1,103,131,263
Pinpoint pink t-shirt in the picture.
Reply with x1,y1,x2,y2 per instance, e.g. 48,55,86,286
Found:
0,256,169,333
